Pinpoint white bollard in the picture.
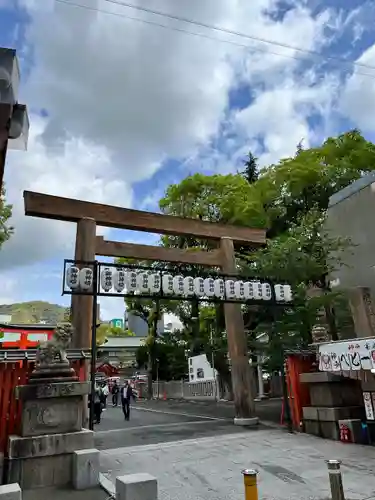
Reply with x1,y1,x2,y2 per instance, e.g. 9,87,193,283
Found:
73,448,100,490
116,473,157,500
0,483,22,500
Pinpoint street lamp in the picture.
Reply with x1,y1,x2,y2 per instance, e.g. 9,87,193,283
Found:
0,47,29,192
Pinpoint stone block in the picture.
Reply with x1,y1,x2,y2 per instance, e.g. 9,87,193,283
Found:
116,473,157,500
302,407,318,421
16,382,90,401
309,382,363,407
8,430,94,459
0,484,21,500
300,372,343,384
317,406,364,422
303,420,320,437
320,421,340,440
21,397,83,437
72,448,99,490
7,454,71,489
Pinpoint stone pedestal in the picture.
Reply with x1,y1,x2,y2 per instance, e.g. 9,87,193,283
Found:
7,381,94,489
300,371,364,440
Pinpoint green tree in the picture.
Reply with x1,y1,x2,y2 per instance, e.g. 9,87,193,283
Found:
158,133,373,367
0,188,13,248
136,330,188,381
257,129,375,238
96,323,135,346
241,151,259,184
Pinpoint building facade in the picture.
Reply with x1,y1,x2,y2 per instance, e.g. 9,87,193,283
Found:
327,172,375,295
97,335,146,368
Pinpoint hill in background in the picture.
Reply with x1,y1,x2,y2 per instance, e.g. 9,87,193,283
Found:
0,301,68,324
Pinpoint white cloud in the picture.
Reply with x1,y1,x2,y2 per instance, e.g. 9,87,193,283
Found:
340,44,375,132
233,75,340,165
0,0,367,306
20,0,336,181
1,114,132,269
0,275,18,304
99,296,125,322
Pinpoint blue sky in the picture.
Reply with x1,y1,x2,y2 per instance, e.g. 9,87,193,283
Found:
0,0,374,320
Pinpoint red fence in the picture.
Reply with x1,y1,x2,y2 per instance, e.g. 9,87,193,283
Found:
0,359,86,455
285,353,315,430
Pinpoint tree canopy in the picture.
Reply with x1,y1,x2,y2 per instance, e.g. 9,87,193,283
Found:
128,130,374,386
0,188,13,249
96,323,135,346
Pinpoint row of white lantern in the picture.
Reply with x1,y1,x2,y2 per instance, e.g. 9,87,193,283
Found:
65,266,292,302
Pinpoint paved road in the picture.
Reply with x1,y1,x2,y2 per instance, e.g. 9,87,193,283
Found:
100,426,375,500
94,400,256,450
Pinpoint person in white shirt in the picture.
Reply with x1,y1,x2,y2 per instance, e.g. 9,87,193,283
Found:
101,382,109,409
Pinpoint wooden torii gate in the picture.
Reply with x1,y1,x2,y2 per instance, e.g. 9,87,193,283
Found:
24,190,266,424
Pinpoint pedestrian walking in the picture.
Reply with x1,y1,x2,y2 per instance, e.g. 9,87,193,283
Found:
121,380,134,421
112,380,119,407
101,382,109,410
93,383,103,424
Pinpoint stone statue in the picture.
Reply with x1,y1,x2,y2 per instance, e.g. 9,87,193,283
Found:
36,322,74,367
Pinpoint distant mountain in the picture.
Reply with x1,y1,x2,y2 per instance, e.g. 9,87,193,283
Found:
0,301,69,325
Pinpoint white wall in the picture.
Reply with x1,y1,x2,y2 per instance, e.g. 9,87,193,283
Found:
188,354,216,382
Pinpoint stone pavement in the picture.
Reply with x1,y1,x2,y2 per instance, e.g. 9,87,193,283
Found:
100,426,375,500
23,486,108,500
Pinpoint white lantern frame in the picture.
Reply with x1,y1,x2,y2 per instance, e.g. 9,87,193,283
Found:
63,260,293,309
79,267,94,291
113,268,126,293
162,274,174,295
66,266,80,290
100,267,113,292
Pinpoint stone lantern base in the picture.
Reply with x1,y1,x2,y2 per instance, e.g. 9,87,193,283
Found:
7,381,94,489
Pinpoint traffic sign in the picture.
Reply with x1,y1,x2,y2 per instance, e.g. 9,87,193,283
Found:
110,318,124,329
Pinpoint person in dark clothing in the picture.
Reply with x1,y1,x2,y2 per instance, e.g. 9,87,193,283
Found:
112,381,119,407
93,383,103,424
121,381,134,421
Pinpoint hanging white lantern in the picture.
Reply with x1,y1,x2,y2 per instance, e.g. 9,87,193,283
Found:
284,285,293,302
173,275,185,296
100,267,113,292
149,273,161,294
204,277,216,298
66,266,80,290
275,284,293,302
244,281,255,300
253,281,263,300
234,280,246,300
113,268,126,293
162,274,174,295
79,267,94,291
126,270,138,293
225,279,236,299
261,282,272,301
213,278,225,298
183,276,195,297
137,272,151,293
194,277,205,297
